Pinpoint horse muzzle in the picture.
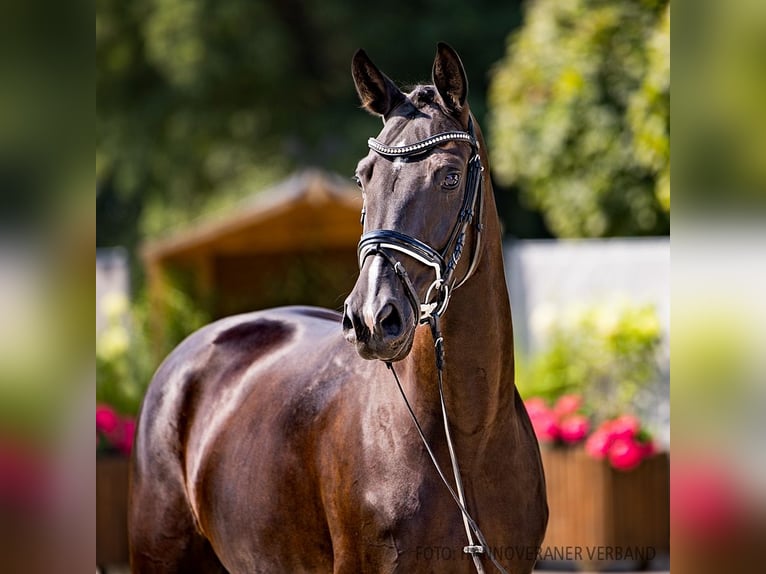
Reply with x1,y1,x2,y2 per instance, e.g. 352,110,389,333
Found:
342,257,416,362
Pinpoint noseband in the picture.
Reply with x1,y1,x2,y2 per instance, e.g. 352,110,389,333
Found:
357,118,484,325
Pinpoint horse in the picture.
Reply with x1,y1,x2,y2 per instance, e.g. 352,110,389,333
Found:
128,43,547,573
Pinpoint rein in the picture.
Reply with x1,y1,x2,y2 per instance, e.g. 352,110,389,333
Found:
358,119,509,574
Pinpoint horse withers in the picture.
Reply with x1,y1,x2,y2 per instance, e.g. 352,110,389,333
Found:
129,43,547,573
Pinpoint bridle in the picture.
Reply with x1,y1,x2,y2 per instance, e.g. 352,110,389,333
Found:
357,116,485,325
354,117,510,574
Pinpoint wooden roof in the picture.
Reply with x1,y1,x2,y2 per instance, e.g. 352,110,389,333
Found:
142,170,363,265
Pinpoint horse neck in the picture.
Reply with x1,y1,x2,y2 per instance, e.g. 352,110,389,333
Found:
406,175,516,440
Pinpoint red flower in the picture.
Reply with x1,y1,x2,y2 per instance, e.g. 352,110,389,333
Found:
524,396,655,472
523,397,548,419
116,418,136,455
553,394,582,418
524,398,562,442
559,414,590,444
530,410,560,442
609,414,641,441
96,404,119,435
671,459,747,542
97,405,137,456
608,437,644,471
585,428,614,459
0,440,52,511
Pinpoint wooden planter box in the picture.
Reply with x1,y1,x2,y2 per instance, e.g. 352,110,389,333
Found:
97,455,130,567
539,447,669,570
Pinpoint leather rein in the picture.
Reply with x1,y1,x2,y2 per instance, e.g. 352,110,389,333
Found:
357,118,509,574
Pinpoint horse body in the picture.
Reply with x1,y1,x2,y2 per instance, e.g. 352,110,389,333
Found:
130,44,547,574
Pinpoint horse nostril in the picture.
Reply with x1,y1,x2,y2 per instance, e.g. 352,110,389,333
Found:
377,304,403,338
342,306,354,335
343,304,370,344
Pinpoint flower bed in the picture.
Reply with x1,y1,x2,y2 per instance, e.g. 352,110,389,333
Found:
526,394,656,471
525,395,669,569
97,404,135,456
96,404,134,567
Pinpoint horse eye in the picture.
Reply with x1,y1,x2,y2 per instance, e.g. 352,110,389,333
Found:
442,173,460,190
352,175,363,189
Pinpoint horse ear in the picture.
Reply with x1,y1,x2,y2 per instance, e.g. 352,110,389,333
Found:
432,42,468,120
352,49,405,118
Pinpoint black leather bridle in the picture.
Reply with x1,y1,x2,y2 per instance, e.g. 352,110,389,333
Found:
357,117,485,326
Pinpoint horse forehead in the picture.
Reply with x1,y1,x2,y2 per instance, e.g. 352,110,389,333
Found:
364,137,466,172
377,111,454,143
359,114,467,176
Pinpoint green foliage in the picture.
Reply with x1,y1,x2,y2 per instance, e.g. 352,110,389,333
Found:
674,0,766,209
96,287,209,415
489,0,669,237
97,0,526,249
672,305,753,430
517,299,662,420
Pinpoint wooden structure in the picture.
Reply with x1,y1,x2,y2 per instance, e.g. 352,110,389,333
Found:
539,447,670,570
143,170,363,319
96,456,130,567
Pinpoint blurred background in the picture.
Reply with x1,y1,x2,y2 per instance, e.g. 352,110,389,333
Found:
4,0,766,572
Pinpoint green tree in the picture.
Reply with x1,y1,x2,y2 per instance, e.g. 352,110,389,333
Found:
97,0,525,252
488,0,669,238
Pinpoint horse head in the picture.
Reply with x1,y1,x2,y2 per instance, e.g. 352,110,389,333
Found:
343,43,482,363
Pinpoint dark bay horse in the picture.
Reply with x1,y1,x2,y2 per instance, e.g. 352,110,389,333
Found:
129,44,547,573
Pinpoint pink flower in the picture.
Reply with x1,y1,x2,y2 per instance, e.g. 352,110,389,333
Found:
608,437,644,471
559,414,590,444
96,404,119,435
610,414,641,441
553,394,582,418
585,428,614,459
0,440,51,510
523,397,548,419
115,418,136,455
524,397,561,442
671,459,746,541
530,410,560,443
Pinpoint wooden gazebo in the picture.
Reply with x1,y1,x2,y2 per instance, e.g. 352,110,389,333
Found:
142,170,363,319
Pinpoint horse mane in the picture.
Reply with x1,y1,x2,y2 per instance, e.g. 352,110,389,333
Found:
388,84,452,122
409,85,437,107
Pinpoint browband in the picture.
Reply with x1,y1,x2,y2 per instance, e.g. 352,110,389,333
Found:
368,131,476,158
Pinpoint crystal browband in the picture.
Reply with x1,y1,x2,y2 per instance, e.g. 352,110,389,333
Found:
367,131,476,158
